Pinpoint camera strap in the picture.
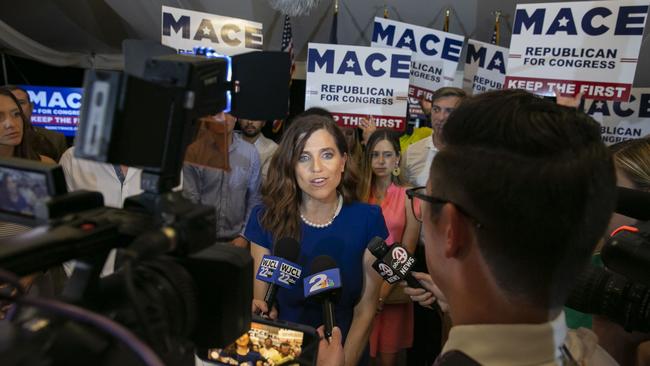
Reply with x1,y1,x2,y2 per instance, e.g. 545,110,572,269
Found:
560,344,579,366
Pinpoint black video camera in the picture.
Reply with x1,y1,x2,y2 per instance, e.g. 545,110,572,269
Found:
0,49,291,366
566,187,650,332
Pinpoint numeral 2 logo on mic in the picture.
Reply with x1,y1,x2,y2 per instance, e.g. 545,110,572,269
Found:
308,274,336,293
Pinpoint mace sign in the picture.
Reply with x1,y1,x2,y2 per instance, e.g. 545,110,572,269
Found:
505,0,648,101
371,17,464,101
161,5,263,55
305,43,411,131
463,40,508,95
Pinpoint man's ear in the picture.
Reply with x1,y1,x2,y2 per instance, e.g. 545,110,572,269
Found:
442,204,474,259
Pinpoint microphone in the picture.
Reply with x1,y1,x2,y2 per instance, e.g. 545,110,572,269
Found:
255,237,301,311
303,255,342,340
368,236,422,288
616,186,650,221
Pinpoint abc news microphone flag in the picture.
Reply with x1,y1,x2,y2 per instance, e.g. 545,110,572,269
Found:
505,0,649,102
304,43,411,132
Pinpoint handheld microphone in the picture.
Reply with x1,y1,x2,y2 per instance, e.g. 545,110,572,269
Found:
371,259,402,284
368,236,422,289
303,255,342,340
255,237,301,311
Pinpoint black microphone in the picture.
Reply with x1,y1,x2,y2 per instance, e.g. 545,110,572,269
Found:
616,186,650,221
368,236,422,289
263,237,301,310
304,255,342,340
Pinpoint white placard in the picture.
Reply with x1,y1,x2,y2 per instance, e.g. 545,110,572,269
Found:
371,17,465,101
505,0,648,101
304,43,411,131
584,88,650,145
463,40,509,95
161,5,263,56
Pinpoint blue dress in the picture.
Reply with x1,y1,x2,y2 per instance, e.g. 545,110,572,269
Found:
244,202,389,342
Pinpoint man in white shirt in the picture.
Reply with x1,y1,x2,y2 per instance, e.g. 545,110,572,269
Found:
59,146,144,276
238,118,278,180
59,146,143,208
402,87,466,187
408,90,617,365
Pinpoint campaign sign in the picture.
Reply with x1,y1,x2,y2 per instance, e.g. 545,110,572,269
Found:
255,255,280,283
305,43,411,131
371,17,465,101
161,5,263,56
505,0,649,101
408,97,427,121
21,85,83,137
583,88,650,145
270,258,302,289
371,259,402,284
463,40,509,95
303,268,342,298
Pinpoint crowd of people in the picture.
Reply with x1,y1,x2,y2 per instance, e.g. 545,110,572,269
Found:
1,81,649,366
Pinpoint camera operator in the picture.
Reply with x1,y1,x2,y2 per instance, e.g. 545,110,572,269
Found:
592,137,650,365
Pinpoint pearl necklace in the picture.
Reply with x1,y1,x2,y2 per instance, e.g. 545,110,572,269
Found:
300,195,343,228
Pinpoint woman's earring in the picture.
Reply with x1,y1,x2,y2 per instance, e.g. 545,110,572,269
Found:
392,166,401,177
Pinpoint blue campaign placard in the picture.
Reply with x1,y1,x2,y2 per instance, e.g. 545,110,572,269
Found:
271,258,302,289
20,85,83,137
255,255,281,283
303,268,342,298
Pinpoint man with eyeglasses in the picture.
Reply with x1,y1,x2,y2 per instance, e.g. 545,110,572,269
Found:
401,87,466,187
401,89,617,365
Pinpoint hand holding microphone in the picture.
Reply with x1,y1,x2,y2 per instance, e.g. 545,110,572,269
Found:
367,236,422,289
402,271,449,312
304,255,342,341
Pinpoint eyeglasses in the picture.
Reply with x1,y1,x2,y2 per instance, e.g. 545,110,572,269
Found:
406,186,483,229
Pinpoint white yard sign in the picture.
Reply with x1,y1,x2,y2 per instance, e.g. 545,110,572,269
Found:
371,17,464,101
505,0,648,101
161,6,263,56
305,43,411,131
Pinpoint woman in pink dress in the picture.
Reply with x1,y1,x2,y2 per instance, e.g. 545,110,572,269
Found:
359,130,421,366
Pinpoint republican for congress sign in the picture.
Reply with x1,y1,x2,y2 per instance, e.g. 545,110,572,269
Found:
304,43,411,131
161,5,263,56
463,40,508,95
505,0,648,101
584,88,650,145
22,85,83,137
371,17,464,102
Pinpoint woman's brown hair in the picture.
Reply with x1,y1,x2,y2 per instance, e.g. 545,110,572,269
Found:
260,114,359,241
358,129,405,202
0,87,39,160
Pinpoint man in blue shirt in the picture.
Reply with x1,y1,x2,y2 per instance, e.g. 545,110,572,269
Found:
183,111,262,248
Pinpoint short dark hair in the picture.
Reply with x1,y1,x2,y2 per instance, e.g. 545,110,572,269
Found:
431,87,466,103
429,89,616,308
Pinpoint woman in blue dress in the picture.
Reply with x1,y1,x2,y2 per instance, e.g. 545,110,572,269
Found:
244,114,388,366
